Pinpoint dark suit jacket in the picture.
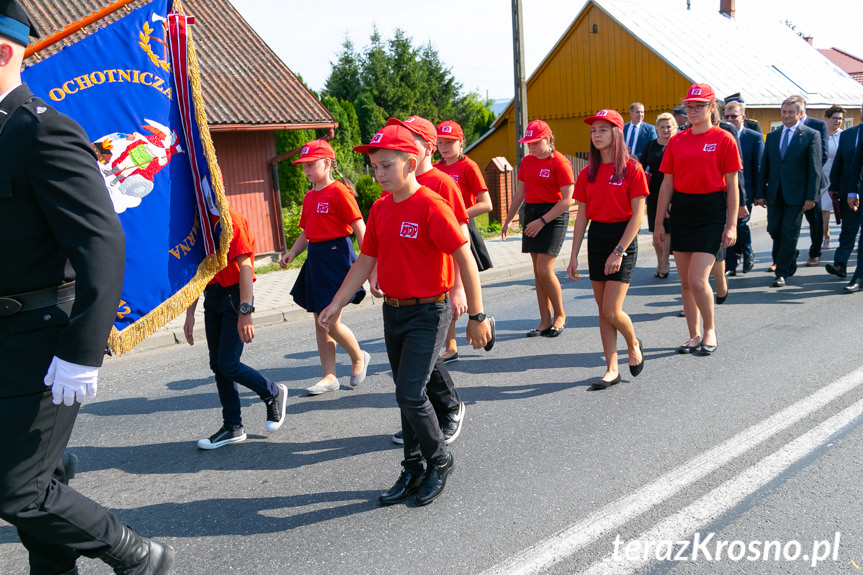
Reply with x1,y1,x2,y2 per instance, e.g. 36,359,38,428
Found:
737,126,764,204
743,118,762,135
829,125,862,199
757,122,822,206
623,121,657,157
803,115,829,166
0,84,126,397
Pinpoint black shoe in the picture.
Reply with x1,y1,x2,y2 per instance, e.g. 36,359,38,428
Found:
677,337,701,354
629,338,644,377
771,277,786,288
543,325,565,337
827,263,847,278
700,342,718,355
484,316,496,351
526,327,550,337
441,352,459,364
415,453,455,506
379,469,423,505
265,383,288,432
391,430,404,445
592,373,621,390
197,425,246,450
742,256,755,273
99,525,174,575
441,402,465,444
716,291,728,305
725,269,736,277
844,279,862,293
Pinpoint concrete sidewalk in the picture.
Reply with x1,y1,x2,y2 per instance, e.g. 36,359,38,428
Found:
132,208,768,354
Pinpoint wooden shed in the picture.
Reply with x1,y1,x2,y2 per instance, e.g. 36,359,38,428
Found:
24,0,335,259
469,0,863,168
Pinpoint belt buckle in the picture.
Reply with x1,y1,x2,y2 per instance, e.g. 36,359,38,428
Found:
390,297,400,307
0,297,23,317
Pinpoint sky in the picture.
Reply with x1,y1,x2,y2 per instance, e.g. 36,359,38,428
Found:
231,0,863,103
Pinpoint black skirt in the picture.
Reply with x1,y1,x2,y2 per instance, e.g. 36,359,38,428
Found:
291,236,365,314
468,217,493,271
669,191,726,255
522,202,569,256
587,220,637,283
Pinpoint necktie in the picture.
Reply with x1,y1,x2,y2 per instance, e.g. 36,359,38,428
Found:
780,128,790,159
627,125,635,150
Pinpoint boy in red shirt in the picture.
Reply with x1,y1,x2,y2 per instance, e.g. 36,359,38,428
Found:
319,124,492,506
184,208,287,449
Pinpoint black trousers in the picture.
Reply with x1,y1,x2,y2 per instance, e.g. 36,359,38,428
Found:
383,299,452,473
0,390,122,574
804,204,824,258
766,198,805,278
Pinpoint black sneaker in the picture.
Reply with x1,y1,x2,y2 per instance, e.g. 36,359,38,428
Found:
392,430,404,445
441,402,465,444
197,425,246,450
265,383,288,432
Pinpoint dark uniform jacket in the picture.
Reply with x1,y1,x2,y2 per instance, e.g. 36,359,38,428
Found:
0,84,125,398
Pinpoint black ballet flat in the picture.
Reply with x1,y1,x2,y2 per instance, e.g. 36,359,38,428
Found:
677,339,702,354
593,373,621,390
526,327,551,337
629,338,644,377
543,325,565,338
700,342,717,355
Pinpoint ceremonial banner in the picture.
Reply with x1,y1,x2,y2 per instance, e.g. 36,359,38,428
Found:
22,0,232,355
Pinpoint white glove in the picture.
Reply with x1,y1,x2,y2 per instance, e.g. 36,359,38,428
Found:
43,357,99,406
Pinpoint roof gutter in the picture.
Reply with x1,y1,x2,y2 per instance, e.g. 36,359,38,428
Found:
209,122,338,132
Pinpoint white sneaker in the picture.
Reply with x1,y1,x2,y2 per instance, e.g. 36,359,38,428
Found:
197,426,247,450
265,383,288,432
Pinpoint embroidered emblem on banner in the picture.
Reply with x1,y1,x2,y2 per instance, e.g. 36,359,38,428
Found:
704,143,717,152
317,202,329,213
139,15,171,72
399,222,419,239
539,168,551,178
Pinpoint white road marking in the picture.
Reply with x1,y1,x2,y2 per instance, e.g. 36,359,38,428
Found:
583,395,863,573
483,365,863,575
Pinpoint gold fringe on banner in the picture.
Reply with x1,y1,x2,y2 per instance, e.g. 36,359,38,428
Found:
107,0,233,356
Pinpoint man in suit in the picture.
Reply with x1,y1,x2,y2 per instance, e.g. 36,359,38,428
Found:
791,96,830,268
826,104,863,289
723,101,764,274
723,93,762,134
755,95,823,287
623,102,657,156
0,2,173,573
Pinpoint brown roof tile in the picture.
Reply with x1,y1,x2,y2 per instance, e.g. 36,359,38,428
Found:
22,0,334,128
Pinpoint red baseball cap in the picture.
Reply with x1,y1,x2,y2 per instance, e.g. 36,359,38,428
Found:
518,119,552,143
353,124,420,155
583,109,624,131
386,115,437,145
291,140,335,164
436,120,464,140
683,83,715,103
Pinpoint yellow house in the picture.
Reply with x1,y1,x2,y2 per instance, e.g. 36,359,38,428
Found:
469,0,863,168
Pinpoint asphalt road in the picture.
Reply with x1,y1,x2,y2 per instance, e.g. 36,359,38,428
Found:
3,221,863,575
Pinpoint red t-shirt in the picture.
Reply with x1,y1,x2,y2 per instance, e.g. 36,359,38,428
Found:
361,187,467,299
434,157,488,210
416,168,470,224
573,160,649,223
659,126,743,194
211,208,256,287
299,181,362,242
517,150,575,203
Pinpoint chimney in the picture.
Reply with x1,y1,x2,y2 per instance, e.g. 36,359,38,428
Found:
804,36,813,45
719,0,735,18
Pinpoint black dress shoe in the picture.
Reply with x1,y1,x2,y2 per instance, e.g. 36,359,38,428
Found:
725,269,736,277
593,373,621,390
415,453,454,506
844,279,862,293
629,338,644,377
380,469,423,505
826,263,847,278
742,256,755,273
99,525,174,575
771,277,786,288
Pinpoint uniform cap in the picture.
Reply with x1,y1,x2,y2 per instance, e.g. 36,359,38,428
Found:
354,124,420,155
436,120,464,140
672,105,687,115
386,115,437,145
0,0,39,46
583,109,624,131
518,119,553,143
724,92,743,104
683,83,716,103
291,140,335,164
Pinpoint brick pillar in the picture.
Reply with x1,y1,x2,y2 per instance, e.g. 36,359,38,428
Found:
485,157,514,224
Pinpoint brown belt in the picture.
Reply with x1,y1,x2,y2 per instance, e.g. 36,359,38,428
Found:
383,293,447,307
0,282,76,317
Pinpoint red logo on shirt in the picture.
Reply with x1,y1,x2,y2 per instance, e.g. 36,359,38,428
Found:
399,222,419,239
703,143,717,152
608,175,623,186
451,174,460,182
539,169,551,178
316,202,329,213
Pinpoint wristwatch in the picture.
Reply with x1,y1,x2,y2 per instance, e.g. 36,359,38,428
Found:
238,302,255,315
614,245,627,257
468,312,487,322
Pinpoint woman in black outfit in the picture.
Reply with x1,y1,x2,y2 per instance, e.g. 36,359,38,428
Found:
640,112,678,278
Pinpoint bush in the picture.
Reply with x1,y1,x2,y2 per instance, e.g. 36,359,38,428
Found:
355,174,382,220
282,203,303,248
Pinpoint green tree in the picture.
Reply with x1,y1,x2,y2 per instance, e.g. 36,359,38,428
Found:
321,95,363,183
274,128,313,206
324,38,362,103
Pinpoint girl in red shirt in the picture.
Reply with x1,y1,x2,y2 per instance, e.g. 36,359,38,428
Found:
502,120,575,338
280,140,370,395
654,84,741,356
435,120,493,362
567,110,647,389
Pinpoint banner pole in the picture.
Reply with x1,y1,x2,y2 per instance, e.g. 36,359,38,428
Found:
24,0,141,58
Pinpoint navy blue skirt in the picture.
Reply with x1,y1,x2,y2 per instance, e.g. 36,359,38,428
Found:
291,236,365,314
